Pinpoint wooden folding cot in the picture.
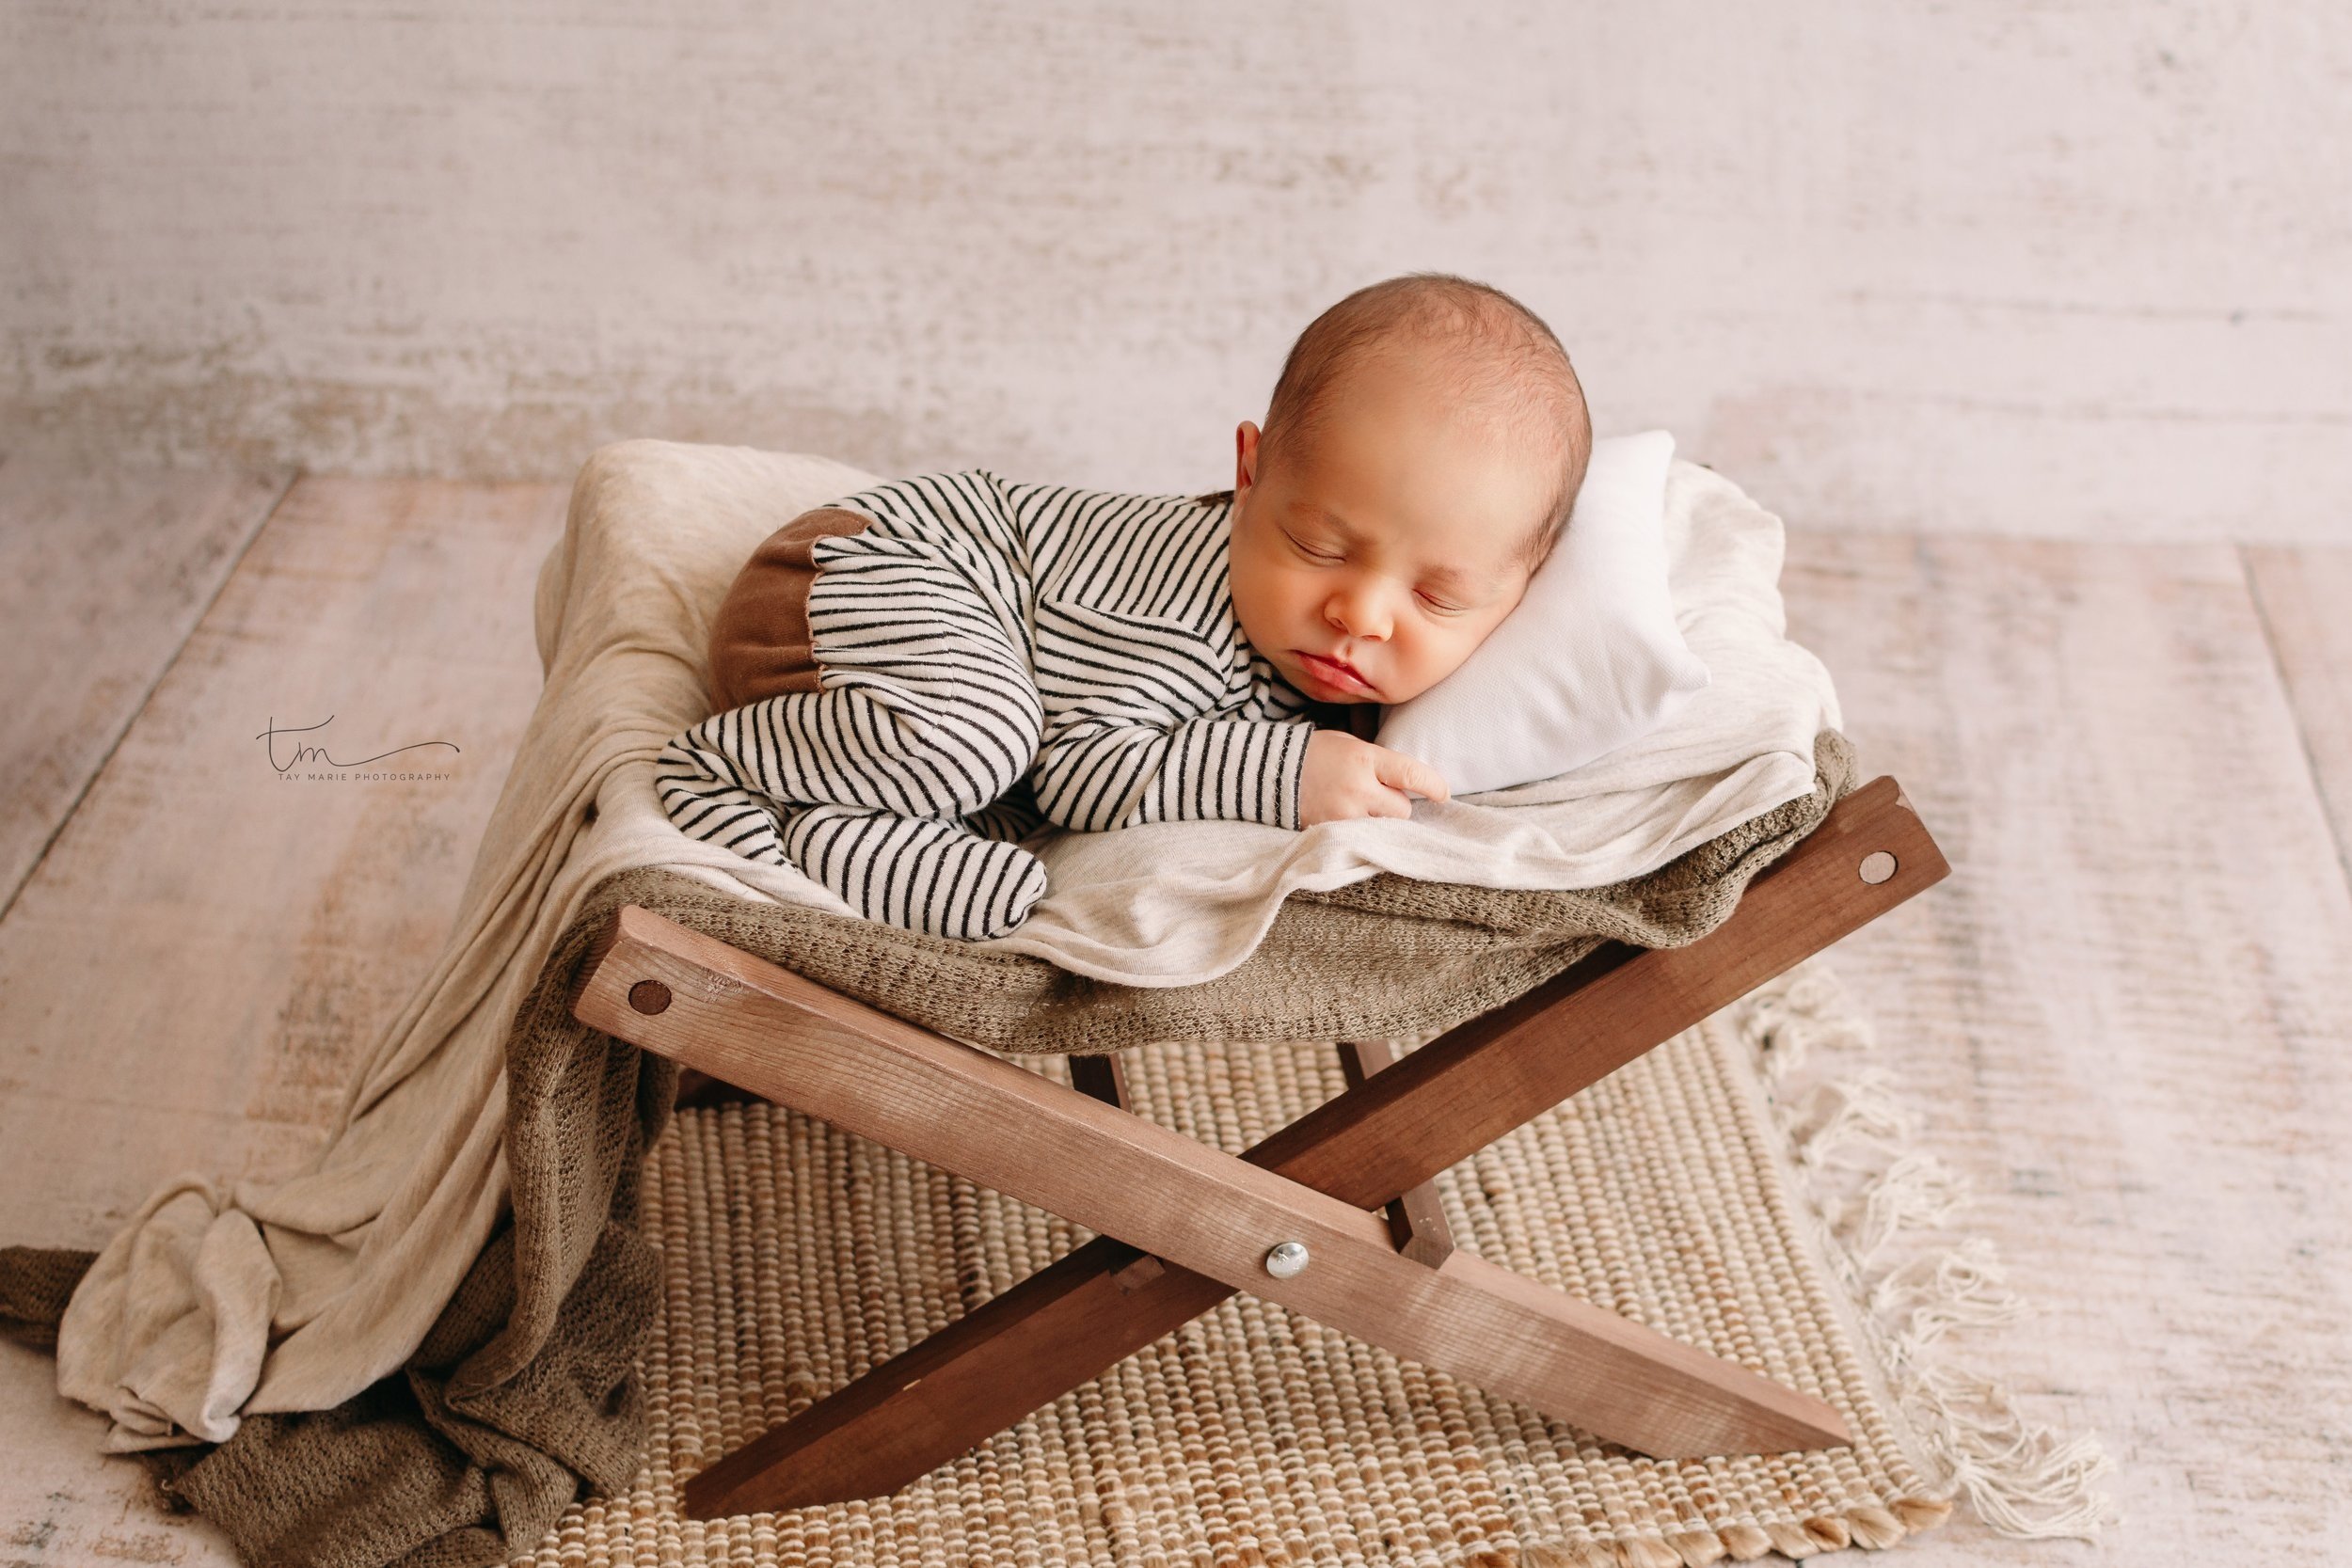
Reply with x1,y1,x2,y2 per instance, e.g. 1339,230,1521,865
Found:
568,774,1946,1520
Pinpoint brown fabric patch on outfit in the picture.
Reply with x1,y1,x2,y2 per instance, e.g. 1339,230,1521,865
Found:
706,506,875,712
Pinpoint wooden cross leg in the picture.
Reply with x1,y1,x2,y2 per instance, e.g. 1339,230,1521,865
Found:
571,776,1947,1518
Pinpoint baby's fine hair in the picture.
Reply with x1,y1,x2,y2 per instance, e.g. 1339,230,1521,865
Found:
1198,272,1593,564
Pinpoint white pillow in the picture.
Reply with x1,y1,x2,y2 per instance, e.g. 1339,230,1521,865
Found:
1375,430,1709,796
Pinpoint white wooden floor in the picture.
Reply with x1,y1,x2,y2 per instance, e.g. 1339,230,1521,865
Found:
1,458,2346,1564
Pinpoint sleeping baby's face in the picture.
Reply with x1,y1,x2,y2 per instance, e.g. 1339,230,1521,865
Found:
1227,349,1560,706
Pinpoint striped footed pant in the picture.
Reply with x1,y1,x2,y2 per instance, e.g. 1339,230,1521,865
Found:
655,685,1053,942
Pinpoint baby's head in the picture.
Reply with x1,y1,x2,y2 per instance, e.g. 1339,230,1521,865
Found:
1226,272,1590,705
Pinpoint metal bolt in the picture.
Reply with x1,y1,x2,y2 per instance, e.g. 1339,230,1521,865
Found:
1858,851,1898,885
1264,1241,1311,1279
628,978,673,1015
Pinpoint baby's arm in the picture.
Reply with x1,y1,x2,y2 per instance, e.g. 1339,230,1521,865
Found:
1031,711,1447,832
1032,709,1314,831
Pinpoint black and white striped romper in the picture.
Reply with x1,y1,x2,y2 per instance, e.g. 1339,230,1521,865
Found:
654,469,1319,940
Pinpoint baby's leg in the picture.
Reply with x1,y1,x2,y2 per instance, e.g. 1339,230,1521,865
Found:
772,801,1045,941
658,515,1052,938
964,778,1046,844
657,693,1052,940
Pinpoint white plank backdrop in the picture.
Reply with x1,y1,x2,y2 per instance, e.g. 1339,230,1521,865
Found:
3,3,2347,542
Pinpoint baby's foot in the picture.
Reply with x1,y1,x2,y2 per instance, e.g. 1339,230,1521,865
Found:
779,804,1048,941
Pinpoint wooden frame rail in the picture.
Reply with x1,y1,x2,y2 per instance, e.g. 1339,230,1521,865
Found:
571,775,1947,1516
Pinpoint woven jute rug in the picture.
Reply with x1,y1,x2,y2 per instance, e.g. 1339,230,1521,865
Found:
514,960,1971,1568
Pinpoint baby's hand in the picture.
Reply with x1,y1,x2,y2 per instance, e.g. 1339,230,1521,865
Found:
1298,730,1450,826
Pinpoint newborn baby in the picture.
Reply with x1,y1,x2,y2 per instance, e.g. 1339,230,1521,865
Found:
658,271,1592,939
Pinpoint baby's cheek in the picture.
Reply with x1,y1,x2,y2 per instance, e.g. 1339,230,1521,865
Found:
1236,559,1302,624
1427,622,1495,683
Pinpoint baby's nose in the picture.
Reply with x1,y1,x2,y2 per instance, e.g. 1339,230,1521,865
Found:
1327,586,1391,639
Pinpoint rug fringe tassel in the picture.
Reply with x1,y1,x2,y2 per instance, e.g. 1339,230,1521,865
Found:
1732,959,2120,1545
1713,1521,1773,1560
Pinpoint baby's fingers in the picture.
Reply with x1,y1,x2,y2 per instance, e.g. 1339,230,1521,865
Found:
1371,746,1450,804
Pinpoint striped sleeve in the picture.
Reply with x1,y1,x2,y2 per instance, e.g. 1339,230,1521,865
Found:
1031,711,1312,832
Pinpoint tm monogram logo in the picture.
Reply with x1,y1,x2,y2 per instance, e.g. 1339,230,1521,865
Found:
261,716,461,780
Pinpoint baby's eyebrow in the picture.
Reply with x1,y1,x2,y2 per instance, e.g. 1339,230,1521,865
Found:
1294,499,1362,543
1293,500,1502,594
